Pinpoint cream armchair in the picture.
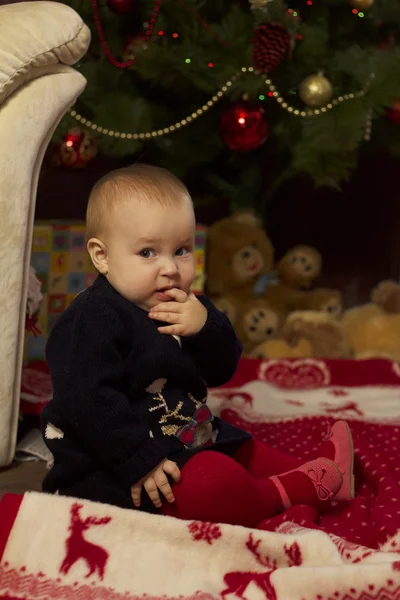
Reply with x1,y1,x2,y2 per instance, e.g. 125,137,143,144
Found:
0,1,90,467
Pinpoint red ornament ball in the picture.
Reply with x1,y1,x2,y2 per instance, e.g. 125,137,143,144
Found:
220,102,268,152
53,128,97,170
107,0,135,15
387,100,400,125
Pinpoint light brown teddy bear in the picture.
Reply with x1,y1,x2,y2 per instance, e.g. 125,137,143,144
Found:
213,292,283,354
276,245,322,290
212,289,252,328
262,246,332,317
250,311,351,360
249,338,314,360
206,211,274,296
282,311,352,358
295,288,343,319
341,281,400,361
371,280,400,313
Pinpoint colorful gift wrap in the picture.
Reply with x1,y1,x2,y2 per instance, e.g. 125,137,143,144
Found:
25,222,206,363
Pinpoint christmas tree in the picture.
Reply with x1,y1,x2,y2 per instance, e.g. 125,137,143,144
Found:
56,0,400,211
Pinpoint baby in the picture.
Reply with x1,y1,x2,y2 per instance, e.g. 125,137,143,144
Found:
41,164,354,527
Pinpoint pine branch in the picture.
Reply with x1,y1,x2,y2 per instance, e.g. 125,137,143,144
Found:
56,0,400,207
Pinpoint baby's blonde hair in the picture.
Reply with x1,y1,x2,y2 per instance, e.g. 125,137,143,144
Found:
86,163,191,241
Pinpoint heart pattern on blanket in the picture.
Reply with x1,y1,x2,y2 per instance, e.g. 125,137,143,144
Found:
258,358,331,389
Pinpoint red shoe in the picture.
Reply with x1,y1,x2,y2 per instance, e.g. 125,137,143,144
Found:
321,420,355,501
270,458,343,510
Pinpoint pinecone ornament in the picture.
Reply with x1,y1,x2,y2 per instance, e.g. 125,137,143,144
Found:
253,23,291,73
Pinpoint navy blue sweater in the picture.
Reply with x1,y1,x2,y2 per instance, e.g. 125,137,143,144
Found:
41,275,250,499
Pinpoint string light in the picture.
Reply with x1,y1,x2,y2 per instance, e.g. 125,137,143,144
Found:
172,32,179,38
158,30,164,36
364,108,373,141
208,62,214,68
68,67,375,139
185,58,191,63
259,94,265,100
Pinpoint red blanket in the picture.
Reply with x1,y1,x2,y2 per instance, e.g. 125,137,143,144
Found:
211,357,400,550
1,357,400,600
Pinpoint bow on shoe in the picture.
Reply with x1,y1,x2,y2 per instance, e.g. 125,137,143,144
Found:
322,422,333,442
307,468,333,501
175,404,213,447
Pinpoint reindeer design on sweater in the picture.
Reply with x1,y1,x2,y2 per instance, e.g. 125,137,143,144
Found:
221,533,302,599
60,502,111,580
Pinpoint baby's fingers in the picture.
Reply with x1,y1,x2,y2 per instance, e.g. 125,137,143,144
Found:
150,311,181,324
158,325,184,335
144,477,162,508
164,288,188,303
163,460,181,483
154,471,175,504
131,483,143,507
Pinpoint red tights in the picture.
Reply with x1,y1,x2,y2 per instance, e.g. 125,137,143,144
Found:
163,440,333,528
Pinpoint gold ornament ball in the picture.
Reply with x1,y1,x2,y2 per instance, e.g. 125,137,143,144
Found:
348,0,373,10
299,73,333,108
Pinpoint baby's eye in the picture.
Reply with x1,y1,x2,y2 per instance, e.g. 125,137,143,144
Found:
176,247,189,257
139,248,155,258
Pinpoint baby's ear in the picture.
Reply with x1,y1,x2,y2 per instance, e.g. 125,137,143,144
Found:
87,238,108,274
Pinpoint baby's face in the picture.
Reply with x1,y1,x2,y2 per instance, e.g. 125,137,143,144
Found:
105,198,196,311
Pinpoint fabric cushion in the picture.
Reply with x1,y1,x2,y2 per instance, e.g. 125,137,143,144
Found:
0,1,90,106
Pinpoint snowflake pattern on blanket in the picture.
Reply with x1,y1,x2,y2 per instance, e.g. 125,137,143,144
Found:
1,357,400,599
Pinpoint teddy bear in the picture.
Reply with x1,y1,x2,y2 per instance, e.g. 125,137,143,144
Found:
282,311,352,358
341,281,400,361
250,279,400,361
212,288,253,328
248,337,314,360
213,291,284,354
249,310,351,360
205,211,275,297
294,288,343,319
371,279,400,313
260,245,336,318
206,212,342,351
235,297,284,354
275,245,322,290
262,271,342,320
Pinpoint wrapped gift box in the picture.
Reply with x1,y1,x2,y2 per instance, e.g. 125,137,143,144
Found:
25,221,206,364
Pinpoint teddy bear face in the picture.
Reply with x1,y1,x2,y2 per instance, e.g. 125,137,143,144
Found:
320,297,342,318
206,214,274,296
232,245,264,281
305,289,343,318
288,248,320,279
277,245,322,289
242,306,279,343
